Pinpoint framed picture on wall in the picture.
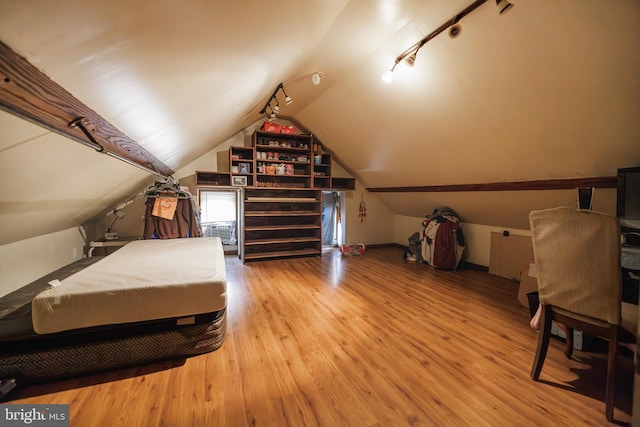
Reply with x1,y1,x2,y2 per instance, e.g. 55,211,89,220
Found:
232,176,247,187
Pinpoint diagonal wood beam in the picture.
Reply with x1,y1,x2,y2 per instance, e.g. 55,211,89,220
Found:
0,41,173,177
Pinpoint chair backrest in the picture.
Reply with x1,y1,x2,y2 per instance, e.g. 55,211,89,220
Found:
529,207,622,325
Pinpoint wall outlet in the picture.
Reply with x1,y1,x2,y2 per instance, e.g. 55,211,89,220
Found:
72,247,79,259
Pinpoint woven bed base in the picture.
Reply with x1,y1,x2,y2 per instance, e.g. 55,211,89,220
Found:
0,310,226,383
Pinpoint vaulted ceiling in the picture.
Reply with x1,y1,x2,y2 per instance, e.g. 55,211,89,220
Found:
1,0,639,245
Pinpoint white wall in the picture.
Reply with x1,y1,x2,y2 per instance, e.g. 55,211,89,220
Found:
174,131,251,179
394,215,530,267
343,182,395,245
0,227,86,297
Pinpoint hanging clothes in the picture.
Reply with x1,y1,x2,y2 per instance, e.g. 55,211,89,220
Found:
420,207,465,269
143,181,203,239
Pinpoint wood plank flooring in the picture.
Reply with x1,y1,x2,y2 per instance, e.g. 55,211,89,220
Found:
4,247,634,426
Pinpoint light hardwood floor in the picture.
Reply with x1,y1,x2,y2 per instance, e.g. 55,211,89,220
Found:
6,247,634,426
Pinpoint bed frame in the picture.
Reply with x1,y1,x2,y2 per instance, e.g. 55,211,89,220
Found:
0,238,227,385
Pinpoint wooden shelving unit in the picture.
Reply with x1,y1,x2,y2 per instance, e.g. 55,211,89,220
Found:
197,130,355,262
196,170,231,186
242,188,322,262
230,146,254,187
313,153,331,189
331,177,356,190
253,131,313,188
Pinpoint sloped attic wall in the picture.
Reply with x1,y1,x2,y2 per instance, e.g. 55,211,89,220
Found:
293,0,640,227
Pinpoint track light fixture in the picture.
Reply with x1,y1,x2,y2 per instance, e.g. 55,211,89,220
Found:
281,86,293,105
264,105,277,122
382,0,513,83
405,53,417,67
259,82,293,121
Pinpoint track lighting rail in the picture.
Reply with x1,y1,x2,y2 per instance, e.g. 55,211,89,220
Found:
259,82,292,121
383,0,513,82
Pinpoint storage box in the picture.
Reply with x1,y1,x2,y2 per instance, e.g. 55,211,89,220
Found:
280,125,295,134
489,233,533,281
261,121,281,133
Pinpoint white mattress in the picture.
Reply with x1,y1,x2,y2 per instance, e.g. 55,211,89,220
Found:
32,237,227,334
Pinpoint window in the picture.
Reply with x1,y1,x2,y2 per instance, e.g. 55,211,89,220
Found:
199,190,238,246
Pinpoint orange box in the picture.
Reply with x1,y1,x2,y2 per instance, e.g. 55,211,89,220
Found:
280,125,295,134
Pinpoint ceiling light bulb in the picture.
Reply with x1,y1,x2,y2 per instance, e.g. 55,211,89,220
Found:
382,70,394,84
273,103,280,113
280,86,293,105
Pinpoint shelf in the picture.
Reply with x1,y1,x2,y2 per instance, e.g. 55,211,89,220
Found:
196,171,231,186
256,173,311,177
243,248,321,261
258,160,310,165
245,224,321,231
245,211,320,216
242,186,322,262
246,197,318,202
254,131,313,145
331,177,356,190
256,144,310,152
245,237,321,245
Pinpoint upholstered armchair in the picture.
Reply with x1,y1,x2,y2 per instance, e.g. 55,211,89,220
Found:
528,207,637,422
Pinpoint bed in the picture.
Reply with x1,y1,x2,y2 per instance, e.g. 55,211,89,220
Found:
0,237,227,385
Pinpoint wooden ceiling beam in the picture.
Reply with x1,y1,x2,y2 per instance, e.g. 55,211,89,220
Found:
0,41,173,177
367,176,617,193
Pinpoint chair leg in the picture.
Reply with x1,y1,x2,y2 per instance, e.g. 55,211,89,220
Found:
564,327,574,359
531,304,553,380
605,326,619,423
